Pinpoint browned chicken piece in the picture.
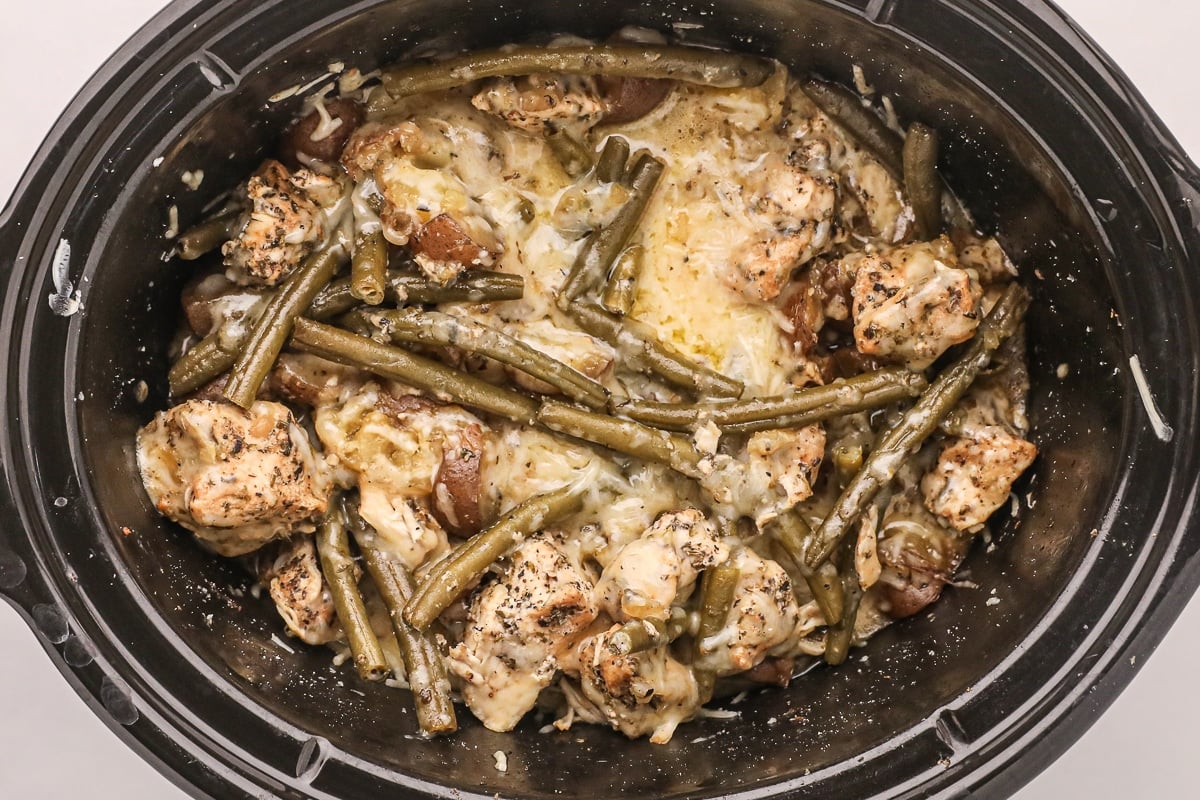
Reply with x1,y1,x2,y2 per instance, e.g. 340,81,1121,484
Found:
595,509,728,622
341,119,500,282
447,537,598,732
700,426,825,527
472,73,607,135
952,231,1018,285
696,548,804,675
567,628,701,744
922,425,1038,531
726,154,838,302
136,399,330,557
851,236,983,368
257,535,339,645
222,159,327,286
875,493,971,619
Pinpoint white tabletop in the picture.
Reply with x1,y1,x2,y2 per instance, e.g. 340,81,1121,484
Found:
1,1,1196,797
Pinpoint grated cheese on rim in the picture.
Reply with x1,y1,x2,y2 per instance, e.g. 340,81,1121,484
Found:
1128,354,1174,442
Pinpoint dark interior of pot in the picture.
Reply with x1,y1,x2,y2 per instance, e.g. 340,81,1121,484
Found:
27,0,1181,796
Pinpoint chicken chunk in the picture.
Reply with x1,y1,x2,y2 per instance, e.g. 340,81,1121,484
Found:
595,509,728,622
567,629,701,744
922,425,1038,531
447,537,598,732
257,536,339,645
696,548,804,675
472,73,607,136
726,155,838,301
341,118,500,282
222,160,327,286
357,493,450,571
137,399,330,556
700,425,825,527
851,236,983,368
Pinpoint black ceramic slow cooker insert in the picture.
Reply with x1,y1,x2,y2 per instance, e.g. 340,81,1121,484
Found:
2,1,1199,798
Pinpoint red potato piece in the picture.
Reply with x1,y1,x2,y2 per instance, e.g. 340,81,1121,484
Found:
410,214,496,283
280,98,365,166
431,422,486,537
598,77,674,125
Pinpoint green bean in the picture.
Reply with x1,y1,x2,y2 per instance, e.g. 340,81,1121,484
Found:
770,511,843,625
616,367,925,432
176,211,241,261
803,282,1031,571
290,318,540,425
801,79,903,178
383,44,774,99
569,301,744,399
904,122,942,239
824,532,862,666
366,308,610,409
536,400,703,478
594,136,631,184
608,609,690,656
345,499,457,736
350,229,388,305
168,330,243,398
315,503,389,682
309,269,525,320
693,561,740,703
547,131,593,178
404,485,585,631
557,153,664,309
831,443,864,491
600,244,643,317
223,245,342,408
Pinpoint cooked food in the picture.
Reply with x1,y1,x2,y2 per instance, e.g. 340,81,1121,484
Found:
137,33,1036,742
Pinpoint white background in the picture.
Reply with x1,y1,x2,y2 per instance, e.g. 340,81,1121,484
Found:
1,1,1196,797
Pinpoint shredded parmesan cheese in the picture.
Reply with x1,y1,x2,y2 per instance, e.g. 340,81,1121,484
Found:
1128,354,1174,442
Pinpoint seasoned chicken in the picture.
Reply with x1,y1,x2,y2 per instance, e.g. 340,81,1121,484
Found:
725,155,838,302
136,399,330,556
222,159,328,286
595,509,728,622
341,118,500,282
851,236,983,368
697,548,804,675
447,537,598,731
567,629,700,744
922,425,1038,531
257,536,339,645
700,425,826,526
954,232,1018,285
472,73,607,136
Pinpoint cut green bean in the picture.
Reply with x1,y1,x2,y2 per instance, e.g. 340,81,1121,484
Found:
345,499,457,736
608,609,690,656
904,122,942,239
351,229,388,305
404,485,585,631
176,211,241,261
536,400,703,477
824,532,862,666
547,131,593,178
168,330,244,398
770,511,842,625
616,367,925,432
569,301,744,399
557,153,664,308
600,244,643,317
803,282,1031,571
315,503,389,682
383,44,774,99
801,78,903,178
223,245,342,408
366,308,610,409
594,136,631,184
309,269,525,320
693,561,740,703
290,318,541,425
